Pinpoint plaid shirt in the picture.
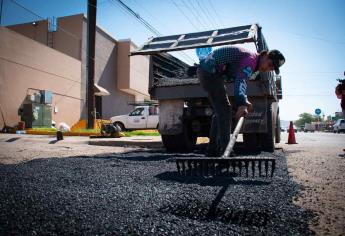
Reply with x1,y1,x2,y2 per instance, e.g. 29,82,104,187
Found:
199,46,259,106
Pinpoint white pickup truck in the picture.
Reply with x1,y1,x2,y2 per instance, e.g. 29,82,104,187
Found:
110,105,159,131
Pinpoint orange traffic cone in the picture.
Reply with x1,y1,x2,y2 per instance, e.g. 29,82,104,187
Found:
287,121,297,144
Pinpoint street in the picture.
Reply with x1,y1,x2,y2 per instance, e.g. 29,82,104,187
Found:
0,132,344,235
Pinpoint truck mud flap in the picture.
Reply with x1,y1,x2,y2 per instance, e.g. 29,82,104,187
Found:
158,99,184,135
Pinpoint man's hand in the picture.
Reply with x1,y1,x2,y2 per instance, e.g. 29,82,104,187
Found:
236,106,248,119
235,101,253,119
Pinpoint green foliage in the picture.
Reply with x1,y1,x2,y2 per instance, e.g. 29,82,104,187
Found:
31,127,57,132
123,131,160,137
294,113,318,127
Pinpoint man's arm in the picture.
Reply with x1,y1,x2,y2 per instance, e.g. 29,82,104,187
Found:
234,66,253,118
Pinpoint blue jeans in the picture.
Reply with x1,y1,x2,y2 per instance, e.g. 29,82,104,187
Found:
198,68,232,155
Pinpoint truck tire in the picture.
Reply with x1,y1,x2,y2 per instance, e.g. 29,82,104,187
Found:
113,122,125,132
161,123,197,153
275,113,281,143
261,103,275,152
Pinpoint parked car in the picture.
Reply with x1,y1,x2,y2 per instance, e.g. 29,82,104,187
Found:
333,119,345,133
110,105,159,131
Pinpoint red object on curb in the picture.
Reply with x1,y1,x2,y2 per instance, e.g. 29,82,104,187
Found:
287,121,297,144
18,121,25,130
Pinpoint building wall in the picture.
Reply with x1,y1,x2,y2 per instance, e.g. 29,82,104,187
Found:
0,27,82,128
81,19,135,119
51,14,83,60
8,14,83,60
6,14,150,122
117,40,150,101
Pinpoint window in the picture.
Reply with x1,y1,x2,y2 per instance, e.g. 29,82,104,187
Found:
148,106,158,115
129,107,144,116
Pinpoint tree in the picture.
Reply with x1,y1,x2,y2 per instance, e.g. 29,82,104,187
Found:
294,113,317,127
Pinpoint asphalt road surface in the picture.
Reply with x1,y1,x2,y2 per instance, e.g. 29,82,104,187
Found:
0,132,344,235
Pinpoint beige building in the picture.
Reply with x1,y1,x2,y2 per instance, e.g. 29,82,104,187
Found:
0,14,150,129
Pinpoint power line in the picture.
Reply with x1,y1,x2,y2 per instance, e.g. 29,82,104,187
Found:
207,0,224,27
110,0,196,64
180,0,208,30
259,25,345,45
190,0,212,29
170,0,201,31
112,0,162,36
195,0,217,29
200,0,220,28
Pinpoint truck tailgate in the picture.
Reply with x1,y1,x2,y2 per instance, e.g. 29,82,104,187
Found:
151,80,277,100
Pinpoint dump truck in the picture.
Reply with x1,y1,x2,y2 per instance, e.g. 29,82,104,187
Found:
132,24,282,152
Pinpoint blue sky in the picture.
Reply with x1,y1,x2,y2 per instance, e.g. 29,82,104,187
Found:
2,0,345,121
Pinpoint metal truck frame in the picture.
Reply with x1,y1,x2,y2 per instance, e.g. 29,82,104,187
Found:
132,24,282,152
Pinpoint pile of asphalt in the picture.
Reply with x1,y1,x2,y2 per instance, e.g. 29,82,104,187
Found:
154,77,200,87
0,149,314,235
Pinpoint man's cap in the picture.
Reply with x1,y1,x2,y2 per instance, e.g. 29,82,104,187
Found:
268,50,285,74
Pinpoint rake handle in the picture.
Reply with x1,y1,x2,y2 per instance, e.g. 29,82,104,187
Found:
222,116,245,158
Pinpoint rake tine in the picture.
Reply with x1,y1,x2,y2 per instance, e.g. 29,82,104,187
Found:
231,161,236,174
203,160,207,177
252,160,255,178
196,160,201,177
265,160,269,178
204,160,208,177
219,162,224,175
238,161,242,176
199,160,203,176
245,161,249,177
212,161,216,176
182,161,186,176
187,160,192,176
215,162,219,176
226,162,230,176
258,160,262,177
271,160,276,178
192,160,198,176
176,161,181,175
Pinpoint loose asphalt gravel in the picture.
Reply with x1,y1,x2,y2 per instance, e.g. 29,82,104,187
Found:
0,147,315,235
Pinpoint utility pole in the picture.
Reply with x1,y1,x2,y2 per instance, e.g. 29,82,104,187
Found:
0,0,4,26
86,0,97,129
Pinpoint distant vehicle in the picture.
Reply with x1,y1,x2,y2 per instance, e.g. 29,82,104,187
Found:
304,123,316,132
333,119,345,133
110,105,159,131
280,127,286,132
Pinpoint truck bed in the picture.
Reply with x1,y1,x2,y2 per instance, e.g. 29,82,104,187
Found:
151,76,277,101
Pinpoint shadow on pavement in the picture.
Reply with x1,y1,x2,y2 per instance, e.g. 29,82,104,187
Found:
155,171,271,187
